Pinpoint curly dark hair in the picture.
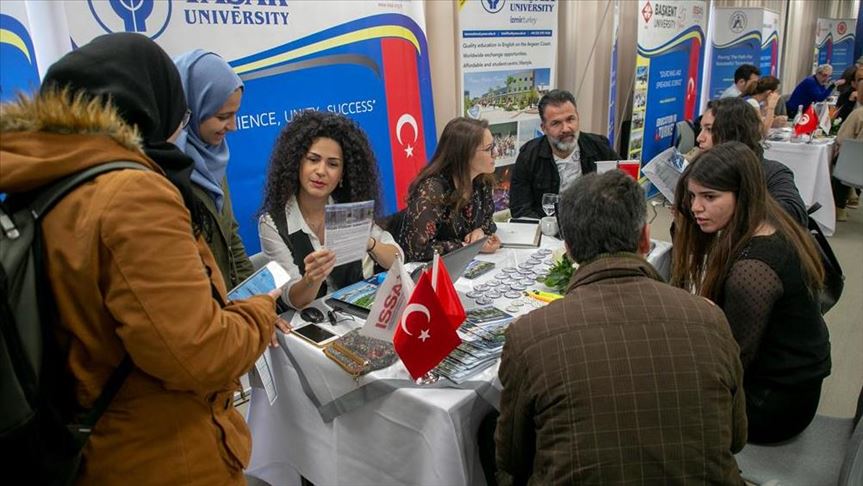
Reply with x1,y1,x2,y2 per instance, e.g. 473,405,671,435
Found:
259,110,383,219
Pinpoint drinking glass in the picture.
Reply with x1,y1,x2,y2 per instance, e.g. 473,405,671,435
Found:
542,193,559,216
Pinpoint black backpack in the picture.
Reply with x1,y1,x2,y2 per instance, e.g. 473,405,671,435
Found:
0,161,146,485
806,203,845,315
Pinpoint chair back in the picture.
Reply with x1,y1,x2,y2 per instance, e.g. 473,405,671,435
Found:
382,209,407,250
834,139,863,189
775,94,790,116
675,120,696,154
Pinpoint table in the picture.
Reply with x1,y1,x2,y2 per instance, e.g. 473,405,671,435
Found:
764,140,835,235
245,238,674,486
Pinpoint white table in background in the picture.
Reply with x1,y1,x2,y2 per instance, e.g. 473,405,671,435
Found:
245,238,673,486
764,140,835,235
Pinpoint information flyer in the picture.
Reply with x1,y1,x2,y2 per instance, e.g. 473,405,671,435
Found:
707,8,762,101
0,1,40,102
629,0,706,167
60,0,436,253
458,0,558,210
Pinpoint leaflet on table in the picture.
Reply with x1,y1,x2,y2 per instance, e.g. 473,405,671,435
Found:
324,200,375,266
641,147,689,202
248,348,278,406
328,272,385,311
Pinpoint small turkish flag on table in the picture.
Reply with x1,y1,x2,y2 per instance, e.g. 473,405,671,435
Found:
393,271,461,379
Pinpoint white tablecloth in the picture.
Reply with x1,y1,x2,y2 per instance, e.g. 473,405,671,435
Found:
764,140,835,235
246,238,674,486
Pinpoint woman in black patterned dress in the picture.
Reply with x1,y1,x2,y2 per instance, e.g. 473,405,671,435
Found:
401,117,501,261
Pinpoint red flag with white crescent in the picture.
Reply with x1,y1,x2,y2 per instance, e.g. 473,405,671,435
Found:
393,271,461,379
381,38,428,209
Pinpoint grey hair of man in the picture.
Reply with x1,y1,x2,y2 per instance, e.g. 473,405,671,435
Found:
815,64,833,75
537,89,577,122
558,171,647,263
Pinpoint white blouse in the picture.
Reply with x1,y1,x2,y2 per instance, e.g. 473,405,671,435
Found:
258,196,403,308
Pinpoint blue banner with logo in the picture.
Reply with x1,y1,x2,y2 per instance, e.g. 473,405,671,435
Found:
63,0,436,254
831,19,857,73
708,9,761,100
815,18,857,72
0,4,40,102
629,0,706,171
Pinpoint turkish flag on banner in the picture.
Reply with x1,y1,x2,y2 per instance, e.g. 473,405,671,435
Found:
794,104,819,136
382,38,428,208
393,271,461,379
430,254,466,330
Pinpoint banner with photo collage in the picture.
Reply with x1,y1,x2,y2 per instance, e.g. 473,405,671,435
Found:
706,8,762,101
629,0,706,171
60,0,436,254
0,1,40,103
458,0,558,211
815,18,857,74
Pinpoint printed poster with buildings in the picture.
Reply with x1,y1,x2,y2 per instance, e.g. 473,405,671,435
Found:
458,0,558,211
629,0,706,170
59,0,435,253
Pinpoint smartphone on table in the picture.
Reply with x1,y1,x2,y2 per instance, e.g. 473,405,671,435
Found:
292,323,339,347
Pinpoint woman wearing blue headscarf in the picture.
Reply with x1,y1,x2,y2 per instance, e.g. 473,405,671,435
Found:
175,49,254,288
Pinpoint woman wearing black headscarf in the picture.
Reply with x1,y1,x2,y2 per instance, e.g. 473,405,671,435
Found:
0,33,282,484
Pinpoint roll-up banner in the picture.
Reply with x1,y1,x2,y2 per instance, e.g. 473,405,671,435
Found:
629,0,706,167
62,0,436,254
707,8,762,101
458,0,558,211
760,9,780,77
607,0,620,148
0,1,40,102
816,18,857,73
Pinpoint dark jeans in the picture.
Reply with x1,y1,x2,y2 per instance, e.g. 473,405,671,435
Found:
833,176,852,209
745,379,823,444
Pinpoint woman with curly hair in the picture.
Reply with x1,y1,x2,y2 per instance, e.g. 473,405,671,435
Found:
401,117,501,261
670,141,830,444
258,110,402,309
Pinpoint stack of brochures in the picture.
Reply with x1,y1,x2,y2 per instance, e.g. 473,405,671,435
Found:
434,306,514,383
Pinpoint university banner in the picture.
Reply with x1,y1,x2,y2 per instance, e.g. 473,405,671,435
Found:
707,8,762,101
62,0,436,254
816,18,858,73
458,0,558,211
760,9,780,77
607,0,620,148
0,1,40,102
629,0,706,167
